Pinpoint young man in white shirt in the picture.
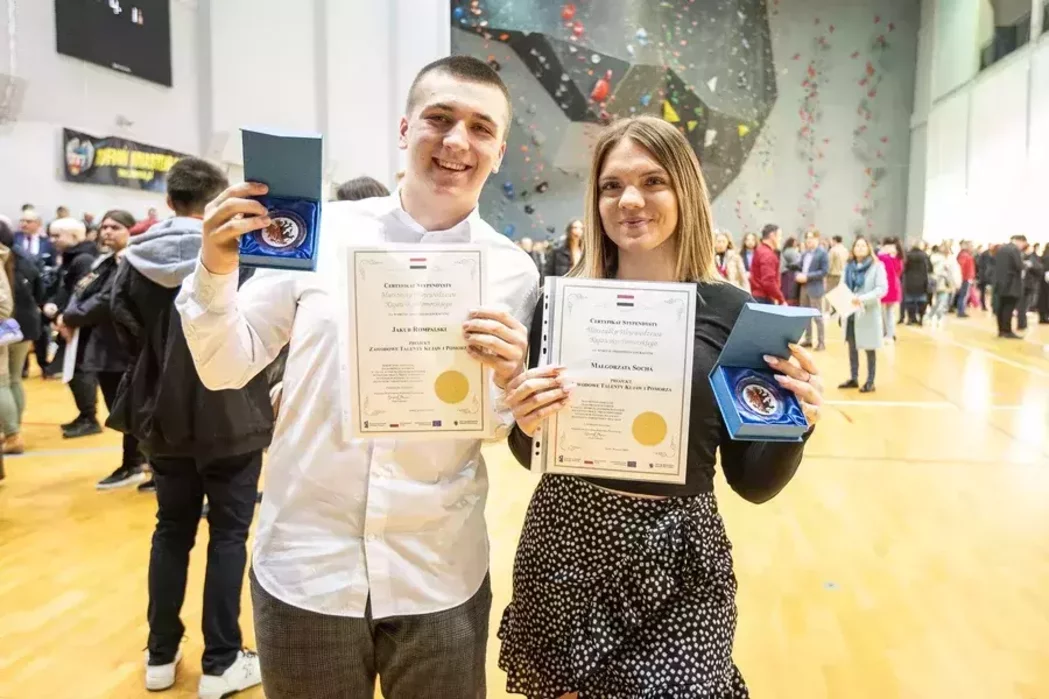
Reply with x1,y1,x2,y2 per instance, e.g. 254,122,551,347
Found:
176,56,539,698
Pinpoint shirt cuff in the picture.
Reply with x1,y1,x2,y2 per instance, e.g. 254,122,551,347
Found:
487,376,516,441
189,257,240,312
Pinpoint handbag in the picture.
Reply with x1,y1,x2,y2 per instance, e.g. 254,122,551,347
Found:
0,318,24,347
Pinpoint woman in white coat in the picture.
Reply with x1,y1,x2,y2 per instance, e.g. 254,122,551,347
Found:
838,236,888,393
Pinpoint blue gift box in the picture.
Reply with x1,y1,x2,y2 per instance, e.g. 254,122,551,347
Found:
239,127,323,271
709,302,820,442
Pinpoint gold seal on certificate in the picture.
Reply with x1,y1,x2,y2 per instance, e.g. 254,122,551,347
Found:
342,245,490,440
530,277,697,484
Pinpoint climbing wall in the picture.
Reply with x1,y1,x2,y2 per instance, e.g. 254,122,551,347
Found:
450,0,919,244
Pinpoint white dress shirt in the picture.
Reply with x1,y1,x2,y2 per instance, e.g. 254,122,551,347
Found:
23,233,40,257
175,194,539,619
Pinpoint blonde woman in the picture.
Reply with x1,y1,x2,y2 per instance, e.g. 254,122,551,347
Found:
714,230,749,291
498,116,824,698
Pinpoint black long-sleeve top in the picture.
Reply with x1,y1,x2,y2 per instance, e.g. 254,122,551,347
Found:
508,280,811,501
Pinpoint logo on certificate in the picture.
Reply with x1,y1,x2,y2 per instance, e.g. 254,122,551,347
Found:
631,411,667,446
434,370,470,404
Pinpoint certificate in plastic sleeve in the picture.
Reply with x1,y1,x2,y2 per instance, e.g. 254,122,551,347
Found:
529,277,696,484
342,245,490,440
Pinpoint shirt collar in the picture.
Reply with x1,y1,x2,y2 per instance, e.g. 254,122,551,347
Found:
382,189,477,244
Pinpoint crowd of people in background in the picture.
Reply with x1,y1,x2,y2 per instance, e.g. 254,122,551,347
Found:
0,173,395,487
7,193,1046,488
4,194,1046,454
515,222,1049,393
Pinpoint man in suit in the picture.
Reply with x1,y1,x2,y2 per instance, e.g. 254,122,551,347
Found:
1038,244,1049,325
16,209,60,376
15,209,57,267
797,229,829,350
993,235,1026,338
1018,245,1043,331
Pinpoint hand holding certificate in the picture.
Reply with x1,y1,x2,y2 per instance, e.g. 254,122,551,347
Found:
523,277,697,485
462,308,529,389
344,245,497,439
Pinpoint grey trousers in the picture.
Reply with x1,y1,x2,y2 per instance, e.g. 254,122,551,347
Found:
799,286,825,345
250,568,491,699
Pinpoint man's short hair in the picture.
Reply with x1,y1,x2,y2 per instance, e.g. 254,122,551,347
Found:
832,235,843,243
335,176,390,202
1011,234,1028,243
166,157,229,216
405,55,513,134
760,223,779,239
805,229,820,239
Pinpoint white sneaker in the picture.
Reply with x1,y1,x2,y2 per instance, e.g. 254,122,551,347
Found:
145,648,182,691
198,650,262,699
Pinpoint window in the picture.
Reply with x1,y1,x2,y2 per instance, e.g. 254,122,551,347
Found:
978,0,1031,70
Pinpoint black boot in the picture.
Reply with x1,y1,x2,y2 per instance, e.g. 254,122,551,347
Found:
838,379,859,389
63,417,103,439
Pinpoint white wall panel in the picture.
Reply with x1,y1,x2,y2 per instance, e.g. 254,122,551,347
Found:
1028,39,1049,232
209,0,320,156
967,58,1029,237
924,90,970,240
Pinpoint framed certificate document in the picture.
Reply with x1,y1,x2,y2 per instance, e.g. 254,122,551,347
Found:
341,245,491,440
529,277,697,484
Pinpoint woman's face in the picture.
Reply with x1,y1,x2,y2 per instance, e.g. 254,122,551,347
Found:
597,138,679,259
853,238,871,260
568,220,584,240
743,233,757,250
714,234,729,254
100,217,131,252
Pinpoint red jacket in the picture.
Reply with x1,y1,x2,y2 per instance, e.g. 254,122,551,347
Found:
749,242,784,303
957,250,976,282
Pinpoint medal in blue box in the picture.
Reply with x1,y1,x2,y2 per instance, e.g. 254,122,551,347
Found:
239,127,323,271
709,302,820,442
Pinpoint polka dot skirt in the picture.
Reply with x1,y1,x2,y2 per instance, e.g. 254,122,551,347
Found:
498,475,749,699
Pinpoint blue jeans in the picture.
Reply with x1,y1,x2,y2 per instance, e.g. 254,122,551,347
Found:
956,280,971,315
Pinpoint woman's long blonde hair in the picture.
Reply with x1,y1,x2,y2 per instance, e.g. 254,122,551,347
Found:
571,116,719,283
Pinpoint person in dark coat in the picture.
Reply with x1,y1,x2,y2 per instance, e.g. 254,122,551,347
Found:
1038,245,1049,324
545,218,584,278
902,243,932,325
976,245,995,311
107,156,271,694
1018,246,1043,331
60,209,143,488
42,218,100,436
0,220,43,454
993,235,1026,338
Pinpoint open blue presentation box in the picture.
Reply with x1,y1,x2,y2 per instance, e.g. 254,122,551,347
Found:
709,303,820,442
239,127,323,271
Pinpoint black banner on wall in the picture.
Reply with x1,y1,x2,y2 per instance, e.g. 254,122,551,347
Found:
62,128,188,193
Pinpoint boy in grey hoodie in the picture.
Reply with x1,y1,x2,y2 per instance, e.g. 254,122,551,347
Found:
107,157,269,698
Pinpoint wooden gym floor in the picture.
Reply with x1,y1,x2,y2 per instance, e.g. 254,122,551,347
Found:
1,308,1048,699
